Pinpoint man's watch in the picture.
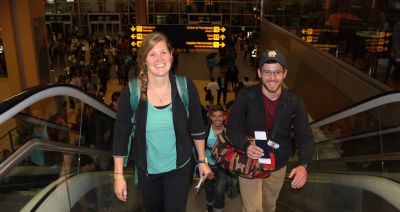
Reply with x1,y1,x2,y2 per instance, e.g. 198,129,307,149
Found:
198,158,208,164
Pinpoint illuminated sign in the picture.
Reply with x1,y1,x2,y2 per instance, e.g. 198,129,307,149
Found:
362,32,391,53
299,28,339,52
45,14,71,23
130,25,226,49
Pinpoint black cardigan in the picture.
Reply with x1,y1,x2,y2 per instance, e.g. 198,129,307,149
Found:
113,72,206,173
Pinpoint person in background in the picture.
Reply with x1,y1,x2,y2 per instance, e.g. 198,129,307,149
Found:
0,149,12,163
217,72,228,105
206,77,219,109
96,91,120,151
226,50,314,212
204,104,227,212
112,32,211,212
206,53,217,79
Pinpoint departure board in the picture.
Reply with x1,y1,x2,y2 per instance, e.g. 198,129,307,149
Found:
130,25,227,49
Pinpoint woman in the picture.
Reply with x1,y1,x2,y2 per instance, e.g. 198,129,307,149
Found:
112,32,211,212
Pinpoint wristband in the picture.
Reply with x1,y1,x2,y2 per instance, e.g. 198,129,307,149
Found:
114,175,125,180
198,157,208,164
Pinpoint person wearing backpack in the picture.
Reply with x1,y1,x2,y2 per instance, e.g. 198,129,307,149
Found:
203,104,227,212
112,32,211,212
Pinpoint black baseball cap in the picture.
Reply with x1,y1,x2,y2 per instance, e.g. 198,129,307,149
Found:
259,50,287,68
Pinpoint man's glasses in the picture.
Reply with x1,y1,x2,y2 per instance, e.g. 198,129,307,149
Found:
260,70,284,77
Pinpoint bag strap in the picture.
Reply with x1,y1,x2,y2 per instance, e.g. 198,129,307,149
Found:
124,78,140,167
175,74,189,118
128,78,141,119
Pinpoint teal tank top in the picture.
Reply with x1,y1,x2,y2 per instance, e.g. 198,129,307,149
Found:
146,102,177,174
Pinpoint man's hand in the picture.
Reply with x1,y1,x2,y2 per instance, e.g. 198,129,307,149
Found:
246,143,264,159
288,165,307,189
206,170,215,180
198,163,212,179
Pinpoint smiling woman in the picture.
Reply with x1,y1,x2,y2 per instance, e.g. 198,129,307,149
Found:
112,32,211,212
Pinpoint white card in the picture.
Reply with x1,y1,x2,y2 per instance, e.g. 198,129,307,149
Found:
194,176,205,194
254,131,267,140
259,158,272,164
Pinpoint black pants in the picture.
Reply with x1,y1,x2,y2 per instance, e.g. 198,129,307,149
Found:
137,161,193,212
217,88,227,104
204,165,227,209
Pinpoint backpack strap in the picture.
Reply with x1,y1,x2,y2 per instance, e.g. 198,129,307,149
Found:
124,78,140,167
175,75,189,118
128,78,141,118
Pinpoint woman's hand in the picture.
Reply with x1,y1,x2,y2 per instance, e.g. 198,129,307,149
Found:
114,177,127,202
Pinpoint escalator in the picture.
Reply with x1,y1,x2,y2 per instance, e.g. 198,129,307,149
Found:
0,85,142,211
1,85,400,211
280,91,400,211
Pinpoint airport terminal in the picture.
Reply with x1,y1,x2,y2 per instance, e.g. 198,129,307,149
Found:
0,0,400,211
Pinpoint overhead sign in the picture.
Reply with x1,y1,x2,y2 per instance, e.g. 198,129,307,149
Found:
362,31,392,53
299,27,339,52
88,14,120,22
130,25,227,49
45,14,71,23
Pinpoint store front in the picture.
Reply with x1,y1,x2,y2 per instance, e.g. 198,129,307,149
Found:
45,14,72,36
88,14,121,38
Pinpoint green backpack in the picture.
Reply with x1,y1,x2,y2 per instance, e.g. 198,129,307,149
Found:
124,75,189,166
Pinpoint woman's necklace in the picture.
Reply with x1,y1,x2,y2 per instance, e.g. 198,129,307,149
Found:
149,83,170,103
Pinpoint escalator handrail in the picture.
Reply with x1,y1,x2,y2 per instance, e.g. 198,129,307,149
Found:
310,90,400,128
315,125,400,145
15,112,70,132
0,84,116,126
311,152,400,164
0,139,112,182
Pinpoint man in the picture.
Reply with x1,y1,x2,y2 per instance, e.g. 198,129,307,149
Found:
226,50,313,212
204,104,227,212
217,72,228,105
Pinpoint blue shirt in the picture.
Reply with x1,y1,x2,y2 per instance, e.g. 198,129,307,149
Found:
205,126,219,165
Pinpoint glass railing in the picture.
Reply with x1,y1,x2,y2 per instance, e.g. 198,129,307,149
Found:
305,91,400,183
0,139,141,211
0,85,142,211
282,91,400,211
0,84,116,165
